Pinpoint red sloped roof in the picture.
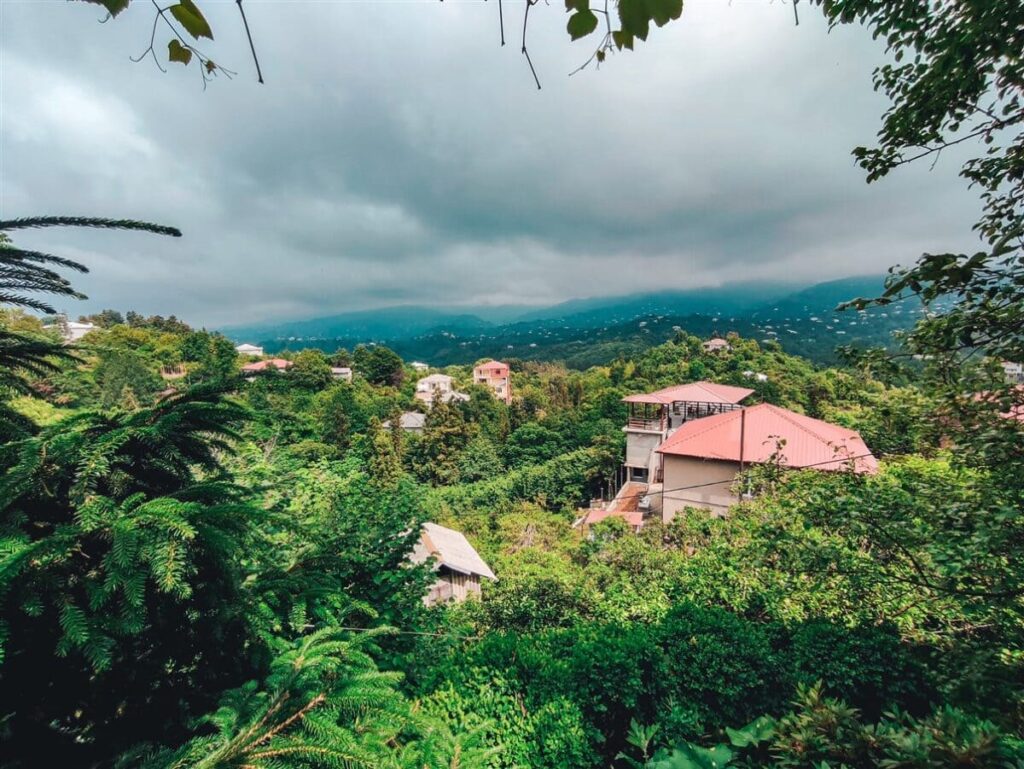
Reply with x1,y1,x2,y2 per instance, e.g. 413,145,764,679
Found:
973,387,1024,422
577,482,647,528
656,403,878,473
623,381,754,406
242,358,293,372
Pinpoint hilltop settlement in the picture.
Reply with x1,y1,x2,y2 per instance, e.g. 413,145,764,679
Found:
3,306,1023,767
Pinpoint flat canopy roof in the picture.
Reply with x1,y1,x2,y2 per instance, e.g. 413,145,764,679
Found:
623,381,755,406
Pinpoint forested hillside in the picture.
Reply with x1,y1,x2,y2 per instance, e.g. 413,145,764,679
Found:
4,0,1024,766
2,284,1022,767
237,277,916,367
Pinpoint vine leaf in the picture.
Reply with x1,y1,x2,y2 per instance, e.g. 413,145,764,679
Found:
88,0,130,16
650,0,683,27
567,9,600,40
170,0,214,41
613,30,635,50
168,39,194,66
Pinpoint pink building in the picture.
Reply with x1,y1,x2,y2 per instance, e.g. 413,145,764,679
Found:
472,360,512,404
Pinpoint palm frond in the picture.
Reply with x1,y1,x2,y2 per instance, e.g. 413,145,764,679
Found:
0,216,182,238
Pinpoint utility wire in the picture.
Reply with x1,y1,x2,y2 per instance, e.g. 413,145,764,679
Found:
579,449,884,527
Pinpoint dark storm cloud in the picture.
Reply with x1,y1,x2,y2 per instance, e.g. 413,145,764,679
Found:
0,0,982,325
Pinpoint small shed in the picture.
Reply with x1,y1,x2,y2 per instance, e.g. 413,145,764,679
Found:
411,522,497,606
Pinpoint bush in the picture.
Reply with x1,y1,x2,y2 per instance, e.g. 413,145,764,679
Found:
655,604,786,741
787,620,934,718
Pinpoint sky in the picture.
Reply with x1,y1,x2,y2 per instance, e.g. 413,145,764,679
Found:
0,0,983,327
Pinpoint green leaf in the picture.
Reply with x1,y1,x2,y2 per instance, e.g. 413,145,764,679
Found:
612,29,635,50
168,39,194,66
726,715,776,747
648,0,683,26
648,743,735,769
567,9,600,40
618,0,650,40
170,0,214,41
564,0,590,10
88,0,130,16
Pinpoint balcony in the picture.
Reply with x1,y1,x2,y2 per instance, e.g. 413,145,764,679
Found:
626,416,666,432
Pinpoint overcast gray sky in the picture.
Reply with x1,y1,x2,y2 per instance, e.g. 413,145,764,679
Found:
0,0,982,326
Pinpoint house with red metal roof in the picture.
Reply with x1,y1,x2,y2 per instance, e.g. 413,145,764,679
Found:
655,403,877,520
622,381,754,484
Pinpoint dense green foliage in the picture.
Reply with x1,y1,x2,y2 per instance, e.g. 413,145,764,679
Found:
12,2,1024,766
3,283,1023,766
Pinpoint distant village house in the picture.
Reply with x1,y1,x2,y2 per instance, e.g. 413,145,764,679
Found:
1002,361,1024,385
331,366,353,382
45,317,95,344
415,373,469,407
235,343,264,357
473,360,512,404
383,411,427,434
241,358,293,378
160,364,187,380
702,337,731,353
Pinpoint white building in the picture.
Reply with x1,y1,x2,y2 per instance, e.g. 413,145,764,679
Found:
415,373,468,407
1002,361,1024,385
46,318,96,343
331,366,353,382
410,361,430,372
702,337,730,353
235,343,264,357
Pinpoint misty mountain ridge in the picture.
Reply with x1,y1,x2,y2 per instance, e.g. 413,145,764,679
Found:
224,277,884,343
223,275,906,366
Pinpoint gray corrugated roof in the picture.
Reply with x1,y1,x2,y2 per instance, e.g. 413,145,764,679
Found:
413,522,497,580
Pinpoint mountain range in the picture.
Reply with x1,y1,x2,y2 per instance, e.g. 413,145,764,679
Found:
222,275,912,366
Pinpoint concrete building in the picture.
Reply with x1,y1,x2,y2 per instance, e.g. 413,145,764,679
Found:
702,337,731,353
235,343,264,357
1002,361,1024,385
383,411,427,434
472,360,512,404
622,381,754,484
656,403,878,520
46,317,96,343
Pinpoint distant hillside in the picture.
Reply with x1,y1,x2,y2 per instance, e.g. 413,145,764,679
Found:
229,275,913,367
512,282,799,327
224,305,493,344
750,275,890,318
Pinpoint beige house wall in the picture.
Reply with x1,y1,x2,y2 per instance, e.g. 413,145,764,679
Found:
625,430,665,472
660,455,741,521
